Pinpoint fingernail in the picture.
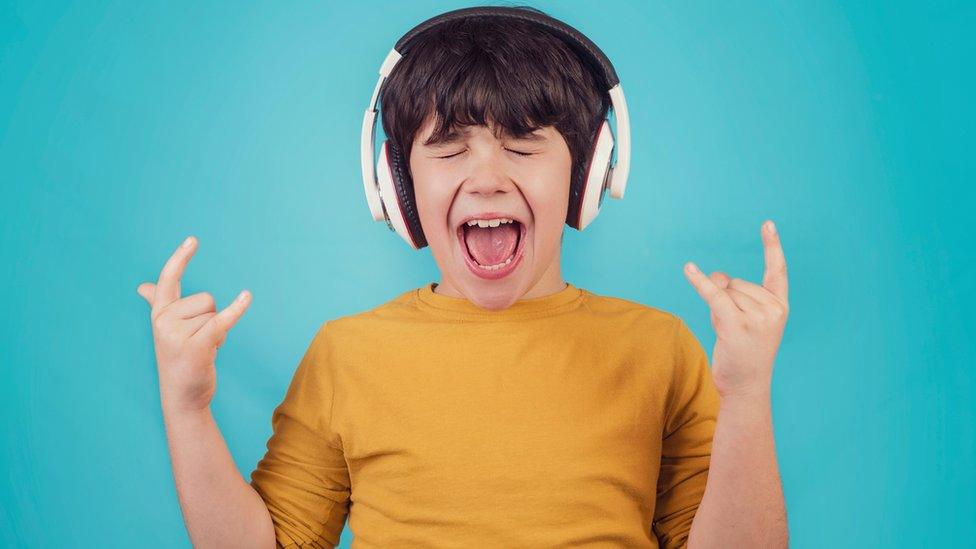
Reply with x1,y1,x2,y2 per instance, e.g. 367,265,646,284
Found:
237,290,250,302
686,262,699,274
182,236,194,248
764,220,776,234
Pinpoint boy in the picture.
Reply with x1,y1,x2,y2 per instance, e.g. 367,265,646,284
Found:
137,6,789,549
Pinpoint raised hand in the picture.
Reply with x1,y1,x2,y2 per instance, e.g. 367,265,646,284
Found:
137,236,251,413
682,220,789,399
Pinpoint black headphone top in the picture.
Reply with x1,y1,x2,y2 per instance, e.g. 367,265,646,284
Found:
392,6,620,89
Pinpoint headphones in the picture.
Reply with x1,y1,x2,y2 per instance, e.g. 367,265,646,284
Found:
360,6,631,250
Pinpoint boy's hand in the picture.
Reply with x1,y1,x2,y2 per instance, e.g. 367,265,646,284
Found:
682,220,789,399
136,236,251,414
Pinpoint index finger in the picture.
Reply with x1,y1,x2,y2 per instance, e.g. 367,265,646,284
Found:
153,236,198,313
760,220,789,304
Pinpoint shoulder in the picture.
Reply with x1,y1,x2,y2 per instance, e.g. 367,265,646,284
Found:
307,286,423,346
575,288,707,385
578,286,686,338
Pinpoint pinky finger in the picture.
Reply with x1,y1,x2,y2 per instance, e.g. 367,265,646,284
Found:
196,290,252,346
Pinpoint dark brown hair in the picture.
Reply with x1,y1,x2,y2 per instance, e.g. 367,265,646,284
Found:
379,6,611,190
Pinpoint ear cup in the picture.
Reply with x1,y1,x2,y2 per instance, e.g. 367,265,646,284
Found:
567,119,614,230
376,140,428,249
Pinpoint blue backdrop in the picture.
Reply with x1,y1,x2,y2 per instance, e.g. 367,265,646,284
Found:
1,1,972,547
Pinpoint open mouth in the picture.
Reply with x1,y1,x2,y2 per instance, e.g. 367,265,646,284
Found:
455,216,527,279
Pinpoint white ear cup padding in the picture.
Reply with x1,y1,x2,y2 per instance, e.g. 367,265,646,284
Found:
577,120,615,231
361,108,386,221
607,83,630,200
376,141,421,249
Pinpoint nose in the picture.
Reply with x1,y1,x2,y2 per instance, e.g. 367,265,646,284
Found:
459,150,516,198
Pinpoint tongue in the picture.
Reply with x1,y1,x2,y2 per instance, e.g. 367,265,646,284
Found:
464,224,519,265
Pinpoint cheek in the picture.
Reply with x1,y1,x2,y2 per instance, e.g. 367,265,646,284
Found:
527,187,567,246
533,165,571,225
524,171,571,260
413,175,455,249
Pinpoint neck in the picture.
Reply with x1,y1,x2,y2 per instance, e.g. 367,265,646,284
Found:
435,254,566,302
520,256,566,299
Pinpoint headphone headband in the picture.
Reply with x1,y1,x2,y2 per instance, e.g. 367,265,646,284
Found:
394,6,619,87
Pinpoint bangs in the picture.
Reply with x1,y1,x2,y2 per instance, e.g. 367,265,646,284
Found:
417,40,571,146
379,12,610,178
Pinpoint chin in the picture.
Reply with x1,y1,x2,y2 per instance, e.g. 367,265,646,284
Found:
451,252,533,310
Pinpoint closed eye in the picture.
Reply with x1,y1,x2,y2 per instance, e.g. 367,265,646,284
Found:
435,149,535,159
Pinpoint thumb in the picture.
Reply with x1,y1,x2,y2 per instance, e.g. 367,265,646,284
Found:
137,282,156,305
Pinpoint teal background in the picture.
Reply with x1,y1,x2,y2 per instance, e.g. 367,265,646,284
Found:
1,1,972,547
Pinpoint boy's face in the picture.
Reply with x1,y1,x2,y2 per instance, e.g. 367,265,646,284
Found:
409,115,573,310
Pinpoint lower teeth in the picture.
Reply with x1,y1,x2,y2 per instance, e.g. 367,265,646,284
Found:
476,253,515,270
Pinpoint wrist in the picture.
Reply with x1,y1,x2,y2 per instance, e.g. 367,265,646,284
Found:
161,395,212,421
717,379,772,402
718,387,772,410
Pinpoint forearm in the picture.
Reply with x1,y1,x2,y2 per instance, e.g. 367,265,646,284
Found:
161,402,276,549
686,391,788,548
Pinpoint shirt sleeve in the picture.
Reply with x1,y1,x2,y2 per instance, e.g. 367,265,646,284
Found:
249,321,351,548
652,318,721,549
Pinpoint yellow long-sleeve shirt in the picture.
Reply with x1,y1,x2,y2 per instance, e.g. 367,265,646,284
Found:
249,282,720,548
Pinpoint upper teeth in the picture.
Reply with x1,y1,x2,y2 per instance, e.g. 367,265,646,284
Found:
466,218,516,228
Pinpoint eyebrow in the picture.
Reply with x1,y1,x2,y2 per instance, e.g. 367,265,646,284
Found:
423,127,547,147
423,127,471,147
512,132,547,142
